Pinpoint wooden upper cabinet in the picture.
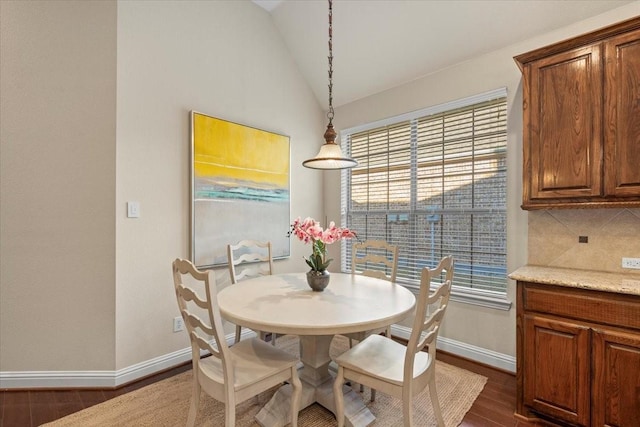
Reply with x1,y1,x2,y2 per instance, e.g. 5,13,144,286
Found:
515,17,640,209
528,45,603,200
604,28,640,197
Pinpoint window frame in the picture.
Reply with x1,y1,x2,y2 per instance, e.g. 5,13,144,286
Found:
340,88,512,311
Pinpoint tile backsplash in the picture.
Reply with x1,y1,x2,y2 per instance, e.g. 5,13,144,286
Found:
528,208,640,273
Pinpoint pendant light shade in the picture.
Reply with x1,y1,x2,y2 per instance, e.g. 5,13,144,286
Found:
303,0,357,170
302,123,358,170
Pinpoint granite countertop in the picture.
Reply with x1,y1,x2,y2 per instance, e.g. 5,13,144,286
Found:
508,265,640,296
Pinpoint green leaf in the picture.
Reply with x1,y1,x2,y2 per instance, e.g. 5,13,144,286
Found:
304,252,332,272
319,258,332,270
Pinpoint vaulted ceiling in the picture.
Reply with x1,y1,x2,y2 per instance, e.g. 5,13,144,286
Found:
254,0,636,109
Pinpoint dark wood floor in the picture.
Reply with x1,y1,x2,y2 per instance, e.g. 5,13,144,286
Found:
1,352,541,427
435,352,540,427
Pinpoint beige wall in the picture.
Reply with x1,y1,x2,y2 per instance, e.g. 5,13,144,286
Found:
1,1,117,371
113,1,326,370
330,2,640,359
1,0,325,373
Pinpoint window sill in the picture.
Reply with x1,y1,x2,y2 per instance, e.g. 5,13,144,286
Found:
402,283,512,311
449,288,512,310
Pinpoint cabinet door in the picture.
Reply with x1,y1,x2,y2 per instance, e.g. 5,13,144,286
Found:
592,329,640,427
528,44,603,200
604,28,640,197
524,315,591,426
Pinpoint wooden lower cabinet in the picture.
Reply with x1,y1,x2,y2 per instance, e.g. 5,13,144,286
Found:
592,329,640,427
523,315,591,425
516,282,640,426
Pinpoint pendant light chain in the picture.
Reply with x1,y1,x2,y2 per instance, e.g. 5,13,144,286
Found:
327,0,334,124
301,0,357,169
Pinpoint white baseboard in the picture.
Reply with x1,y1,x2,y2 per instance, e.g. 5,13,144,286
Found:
0,327,514,389
391,325,516,373
0,329,255,389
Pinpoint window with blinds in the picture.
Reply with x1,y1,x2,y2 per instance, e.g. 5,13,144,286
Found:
340,90,507,296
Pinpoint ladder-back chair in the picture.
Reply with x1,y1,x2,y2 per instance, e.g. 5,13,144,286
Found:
333,255,454,427
227,240,278,344
172,258,301,427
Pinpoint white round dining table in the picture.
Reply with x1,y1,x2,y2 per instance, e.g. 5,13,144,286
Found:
217,272,416,427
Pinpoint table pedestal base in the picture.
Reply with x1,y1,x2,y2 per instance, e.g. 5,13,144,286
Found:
254,379,375,427
254,335,375,427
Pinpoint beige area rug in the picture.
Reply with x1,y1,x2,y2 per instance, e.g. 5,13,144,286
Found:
42,335,487,427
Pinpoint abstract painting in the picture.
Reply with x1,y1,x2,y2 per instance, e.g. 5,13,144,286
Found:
190,111,290,268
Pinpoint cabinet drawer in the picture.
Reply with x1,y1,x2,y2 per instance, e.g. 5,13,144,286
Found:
522,283,640,330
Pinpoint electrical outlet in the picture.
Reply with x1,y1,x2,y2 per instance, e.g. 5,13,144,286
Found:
173,316,184,333
621,257,640,270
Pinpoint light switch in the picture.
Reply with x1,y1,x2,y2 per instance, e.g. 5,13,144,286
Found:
127,201,140,218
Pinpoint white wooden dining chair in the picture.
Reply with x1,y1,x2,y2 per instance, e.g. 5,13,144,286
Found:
172,258,301,427
347,239,399,344
344,239,400,398
227,240,279,344
333,255,454,427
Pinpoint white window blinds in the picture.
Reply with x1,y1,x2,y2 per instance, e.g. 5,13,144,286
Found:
341,89,507,295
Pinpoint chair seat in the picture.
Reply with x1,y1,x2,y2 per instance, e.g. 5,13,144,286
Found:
342,326,387,343
199,337,299,390
335,334,432,386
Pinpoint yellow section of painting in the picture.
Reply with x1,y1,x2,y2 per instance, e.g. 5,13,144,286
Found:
194,113,289,188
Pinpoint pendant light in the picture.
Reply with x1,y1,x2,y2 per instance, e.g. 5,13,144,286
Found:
303,0,357,170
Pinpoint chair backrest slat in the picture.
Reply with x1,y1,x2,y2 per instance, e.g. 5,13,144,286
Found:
414,303,447,352
352,240,399,282
227,240,273,284
183,311,215,337
191,331,217,356
177,284,209,309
